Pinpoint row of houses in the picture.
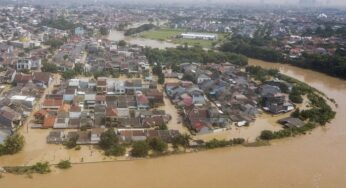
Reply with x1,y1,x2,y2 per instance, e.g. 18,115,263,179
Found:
165,62,295,134
47,128,181,145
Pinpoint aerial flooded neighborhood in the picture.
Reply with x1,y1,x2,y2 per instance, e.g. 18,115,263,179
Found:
0,0,345,188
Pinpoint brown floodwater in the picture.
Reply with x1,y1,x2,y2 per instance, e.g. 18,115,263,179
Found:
1,58,346,188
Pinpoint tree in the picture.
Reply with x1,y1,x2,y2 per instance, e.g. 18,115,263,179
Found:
155,124,168,130
172,133,191,149
260,130,274,140
131,141,150,157
147,137,168,153
99,27,109,36
105,144,126,156
74,63,84,74
31,162,51,174
158,74,165,84
57,160,72,169
62,70,76,80
63,54,69,61
64,134,78,149
2,133,25,154
41,63,58,73
99,129,119,150
118,40,127,47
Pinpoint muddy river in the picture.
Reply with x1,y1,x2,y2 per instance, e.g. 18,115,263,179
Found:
1,58,346,187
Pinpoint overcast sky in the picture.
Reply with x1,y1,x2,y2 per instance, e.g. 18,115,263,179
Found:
97,0,346,6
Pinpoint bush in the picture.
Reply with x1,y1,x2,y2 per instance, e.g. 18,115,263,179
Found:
205,139,230,149
99,129,119,150
260,130,274,140
64,134,78,149
0,133,25,155
57,160,71,169
105,144,126,156
131,141,150,157
231,138,246,145
31,162,51,174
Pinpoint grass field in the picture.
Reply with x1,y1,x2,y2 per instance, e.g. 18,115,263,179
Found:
139,28,184,41
139,28,229,49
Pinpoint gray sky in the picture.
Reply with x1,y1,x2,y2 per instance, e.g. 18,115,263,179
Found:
20,0,346,7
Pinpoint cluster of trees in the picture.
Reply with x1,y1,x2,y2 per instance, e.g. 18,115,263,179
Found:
220,37,283,62
221,35,346,80
41,62,58,73
63,134,79,149
290,53,346,79
291,94,335,125
152,64,165,84
99,129,125,156
40,17,79,31
205,138,245,149
99,26,109,36
245,65,279,82
144,46,248,67
4,162,51,175
289,86,304,104
124,24,156,36
44,39,64,49
260,123,316,140
0,134,25,156
131,137,169,157
41,62,85,79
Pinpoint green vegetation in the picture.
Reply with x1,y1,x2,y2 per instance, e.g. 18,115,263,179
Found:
41,62,58,73
152,63,165,84
0,133,25,156
44,39,64,49
147,137,168,153
4,162,51,175
172,133,191,149
144,46,248,67
205,139,230,149
57,160,72,169
205,138,245,149
124,24,156,36
40,17,79,31
289,86,304,104
221,35,346,80
99,129,125,157
246,65,279,82
260,123,317,140
99,26,109,36
221,36,283,62
130,141,150,157
63,134,78,149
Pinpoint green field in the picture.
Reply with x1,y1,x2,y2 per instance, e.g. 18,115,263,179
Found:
139,28,228,49
140,28,184,41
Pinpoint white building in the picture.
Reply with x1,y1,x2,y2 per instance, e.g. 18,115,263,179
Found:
181,33,218,40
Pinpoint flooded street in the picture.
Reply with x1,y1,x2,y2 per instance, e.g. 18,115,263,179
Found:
2,58,346,187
